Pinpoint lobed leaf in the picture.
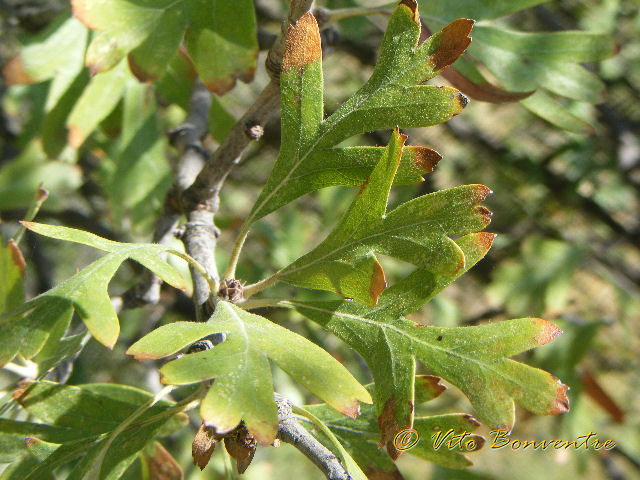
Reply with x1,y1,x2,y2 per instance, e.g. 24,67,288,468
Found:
277,130,491,305
245,4,471,225
0,223,185,350
127,301,372,445
72,0,258,94
293,304,568,459
66,59,131,148
285,230,567,457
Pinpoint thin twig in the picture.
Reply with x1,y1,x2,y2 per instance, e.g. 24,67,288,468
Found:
275,395,351,480
184,0,314,295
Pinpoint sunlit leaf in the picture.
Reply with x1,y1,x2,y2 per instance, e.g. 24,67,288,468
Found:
0,223,185,349
127,301,372,445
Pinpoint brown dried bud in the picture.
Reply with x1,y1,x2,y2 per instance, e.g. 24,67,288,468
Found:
224,424,257,474
192,423,217,470
217,279,243,303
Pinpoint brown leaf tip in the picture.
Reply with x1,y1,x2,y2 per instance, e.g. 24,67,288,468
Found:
409,146,442,173
476,205,492,225
370,258,387,305
71,0,99,29
462,413,481,427
2,55,36,85
549,377,570,415
472,184,492,203
416,374,446,399
476,232,497,250
282,13,321,72
8,239,26,276
25,437,42,449
399,0,420,25
342,400,361,419
532,319,563,345
430,18,474,72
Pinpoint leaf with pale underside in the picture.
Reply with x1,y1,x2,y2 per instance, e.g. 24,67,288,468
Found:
0,223,185,350
244,4,472,226
304,379,484,475
126,301,372,446
288,232,568,458
276,129,491,305
72,0,257,94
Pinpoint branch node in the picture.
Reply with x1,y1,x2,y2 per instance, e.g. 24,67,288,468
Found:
244,120,265,141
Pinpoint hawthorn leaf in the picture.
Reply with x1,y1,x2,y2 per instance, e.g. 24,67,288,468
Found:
127,301,372,445
1,13,88,157
244,4,471,225
0,420,80,463
0,142,82,211
5,382,187,480
0,222,185,349
276,130,491,305
304,381,483,473
1,14,88,88
467,25,615,132
107,81,171,233
183,0,258,95
0,236,72,366
287,231,491,456
73,0,258,94
66,59,132,148
287,230,568,457
419,0,551,22
520,91,594,135
292,308,568,457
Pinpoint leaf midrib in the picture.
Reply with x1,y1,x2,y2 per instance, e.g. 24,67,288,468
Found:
281,210,461,278
247,33,425,225
287,302,530,393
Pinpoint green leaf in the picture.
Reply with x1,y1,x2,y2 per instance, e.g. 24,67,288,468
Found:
107,81,171,233
295,405,369,480
127,301,372,445
183,0,258,94
419,0,551,22
0,142,82,211
275,130,491,305
244,5,471,225
1,14,88,87
66,59,131,148
0,12,89,155
73,0,258,94
5,382,187,480
0,240,25,314
466,25,615,132
520,91,594,135
304,381,484,472
288,232,568,456
0,420,79,463
0,222,185,349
